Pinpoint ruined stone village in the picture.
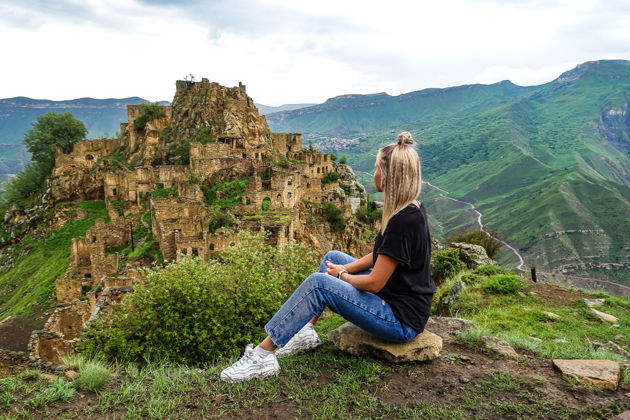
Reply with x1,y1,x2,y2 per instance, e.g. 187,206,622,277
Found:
29,79,377,364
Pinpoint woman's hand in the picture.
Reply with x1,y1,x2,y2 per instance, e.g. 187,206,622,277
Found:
325,260,346,279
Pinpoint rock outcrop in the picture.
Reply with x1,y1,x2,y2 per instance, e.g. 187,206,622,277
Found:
328,322,442,362
552,359,621,390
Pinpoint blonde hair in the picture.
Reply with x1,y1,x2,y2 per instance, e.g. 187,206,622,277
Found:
377,131,422,233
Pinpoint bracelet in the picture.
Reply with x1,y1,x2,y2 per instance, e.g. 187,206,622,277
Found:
338,270,348,280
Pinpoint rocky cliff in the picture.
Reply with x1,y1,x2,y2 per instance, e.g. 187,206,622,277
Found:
28,78,377,363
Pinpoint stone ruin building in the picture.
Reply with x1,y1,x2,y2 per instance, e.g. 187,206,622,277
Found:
30,79,374,363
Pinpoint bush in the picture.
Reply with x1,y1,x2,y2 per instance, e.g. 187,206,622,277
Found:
29,378,76,408
133,103,165,132
207,208,235,233
446,228,503,259
339,156,348,165
484,274,524,295
78,231,317,364
0,162,48,205
321,172,339,184
74,360,110,392
474,264,512,276
432,249,463,284
460,273,483,285
322,203,346,232
355,195,381,225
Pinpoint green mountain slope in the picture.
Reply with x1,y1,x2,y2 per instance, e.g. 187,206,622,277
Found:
273,60,630,287
266,81,538,136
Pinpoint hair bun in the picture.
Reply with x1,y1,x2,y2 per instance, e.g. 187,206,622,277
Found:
397,131,414,146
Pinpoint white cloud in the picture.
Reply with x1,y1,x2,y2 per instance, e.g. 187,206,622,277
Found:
1,0,630,105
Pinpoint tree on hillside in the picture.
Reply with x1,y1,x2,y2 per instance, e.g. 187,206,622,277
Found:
1,113,86,205
24,112,87,173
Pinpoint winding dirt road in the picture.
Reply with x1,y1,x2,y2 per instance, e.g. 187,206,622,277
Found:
424,181,526,272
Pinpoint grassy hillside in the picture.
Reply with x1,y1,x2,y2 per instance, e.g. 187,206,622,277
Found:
0,201,109,317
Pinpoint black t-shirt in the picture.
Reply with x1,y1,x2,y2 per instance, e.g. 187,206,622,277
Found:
372,203,435,333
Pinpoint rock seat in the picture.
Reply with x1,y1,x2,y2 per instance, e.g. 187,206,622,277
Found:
328,322,442,363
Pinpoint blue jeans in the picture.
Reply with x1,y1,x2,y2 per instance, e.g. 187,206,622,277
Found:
264,250,418,348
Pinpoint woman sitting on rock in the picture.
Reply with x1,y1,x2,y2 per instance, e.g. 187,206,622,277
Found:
221,131,435,383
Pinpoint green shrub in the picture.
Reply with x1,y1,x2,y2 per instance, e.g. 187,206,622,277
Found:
0,162,47,206
474,264,512,276
133,103,165,132
322,203,346,232
339,156,348,165
207,208,235,233
460,273,483,284
202,178,248,209
262,197,271,211
339,183,352,195
432,249,463,284
321,172,339,184
153,185,178,199
484,274,524,295
446,228,503,259
78,231,317,364
355,196,381,225
74,360,110,392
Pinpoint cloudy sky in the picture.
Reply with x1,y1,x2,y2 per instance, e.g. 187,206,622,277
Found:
1,0,630,105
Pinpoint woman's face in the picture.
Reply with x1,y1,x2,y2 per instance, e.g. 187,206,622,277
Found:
373,153,383,192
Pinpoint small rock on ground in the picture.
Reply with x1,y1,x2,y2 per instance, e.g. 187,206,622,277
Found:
64,370,79,381
552,359,620,391
583,298,605,308
481,336,519,359
590,308,619,324
612,410,630,420
542,311,560,319
328,322,442,363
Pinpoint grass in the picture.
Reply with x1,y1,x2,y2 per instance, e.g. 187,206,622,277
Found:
441,270,630,361
0,200,109,316
73,360,111,392
1,317,628,419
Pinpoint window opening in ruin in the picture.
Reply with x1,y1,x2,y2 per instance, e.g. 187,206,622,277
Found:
84,273,92,279
112,188,117,196
209,243,215,250
307,182,312,188
230,242,235,246
262,197,271,211
86,154,94,161
156,183,164,189
192,248,199,256
317,167,320,174
287,192,292,198
246,198,251,205
92,236,97,243
287,178,293,186
243,153,248,158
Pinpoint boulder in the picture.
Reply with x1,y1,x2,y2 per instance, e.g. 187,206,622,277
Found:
64,370,79,381
328,322,442,363
437,280,466,316
449,242,494,268
552,359,620,390
612,411,630,420
481,336,519,359
590,308,619,324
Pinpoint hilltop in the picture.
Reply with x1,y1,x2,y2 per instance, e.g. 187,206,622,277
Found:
0,78,376,365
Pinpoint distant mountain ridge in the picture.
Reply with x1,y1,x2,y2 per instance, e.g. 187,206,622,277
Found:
255,103,315,115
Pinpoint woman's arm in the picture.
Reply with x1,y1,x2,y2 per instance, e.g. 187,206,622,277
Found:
343,252,374,273
326,254,397,293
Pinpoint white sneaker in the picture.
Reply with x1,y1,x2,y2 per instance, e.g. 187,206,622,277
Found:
275,324,322,358
220,346,280,383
